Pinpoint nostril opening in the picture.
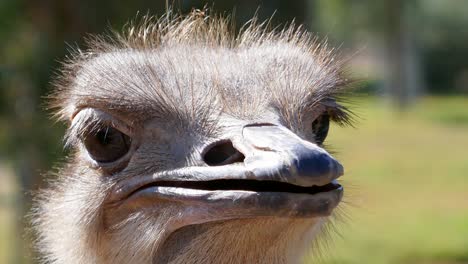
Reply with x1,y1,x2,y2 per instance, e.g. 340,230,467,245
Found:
203,140,245,166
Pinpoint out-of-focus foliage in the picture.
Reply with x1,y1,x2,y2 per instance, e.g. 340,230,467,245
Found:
314,0,468,94
421,1,468,94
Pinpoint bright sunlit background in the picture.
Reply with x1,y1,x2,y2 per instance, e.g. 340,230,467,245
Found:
0,1,467,263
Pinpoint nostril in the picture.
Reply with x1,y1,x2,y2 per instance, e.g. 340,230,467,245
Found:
203,140,245,166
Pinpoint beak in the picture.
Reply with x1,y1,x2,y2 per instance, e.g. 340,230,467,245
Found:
111,124,344,203
233,123,343,187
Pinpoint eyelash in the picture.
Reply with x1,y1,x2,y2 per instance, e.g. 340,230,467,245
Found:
65,109,132,148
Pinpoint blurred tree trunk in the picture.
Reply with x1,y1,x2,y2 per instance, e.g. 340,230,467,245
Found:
384,0,423,108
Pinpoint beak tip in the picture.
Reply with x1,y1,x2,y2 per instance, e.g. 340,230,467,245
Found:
335,162,344,177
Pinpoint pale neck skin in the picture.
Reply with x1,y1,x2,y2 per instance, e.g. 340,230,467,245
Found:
154,218,325,264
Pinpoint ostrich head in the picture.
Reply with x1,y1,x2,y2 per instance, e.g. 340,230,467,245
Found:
33,11,353,264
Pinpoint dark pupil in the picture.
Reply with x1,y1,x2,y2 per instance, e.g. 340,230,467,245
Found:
97,128,116,146
85,126,131,163
312,113,330,144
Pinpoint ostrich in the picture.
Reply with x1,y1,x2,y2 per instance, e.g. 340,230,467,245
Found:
33,11,353,264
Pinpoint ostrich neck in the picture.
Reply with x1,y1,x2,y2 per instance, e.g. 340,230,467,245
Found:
154,218,324,264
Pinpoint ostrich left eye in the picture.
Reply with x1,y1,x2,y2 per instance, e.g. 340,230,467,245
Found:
312,113,330,145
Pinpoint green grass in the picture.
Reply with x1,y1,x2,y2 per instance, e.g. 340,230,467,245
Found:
313,96,468,264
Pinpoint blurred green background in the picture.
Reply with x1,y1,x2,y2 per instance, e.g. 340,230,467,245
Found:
0,0,467,263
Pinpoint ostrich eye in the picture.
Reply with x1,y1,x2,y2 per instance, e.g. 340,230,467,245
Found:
312,113,330,145
84,126,131,163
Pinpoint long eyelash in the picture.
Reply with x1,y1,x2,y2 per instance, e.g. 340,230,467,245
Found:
328,104,354,127
64,110,116,148
309,96,355,128
103,126,110,142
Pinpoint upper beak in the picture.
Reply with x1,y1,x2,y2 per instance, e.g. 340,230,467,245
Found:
233,123,343,187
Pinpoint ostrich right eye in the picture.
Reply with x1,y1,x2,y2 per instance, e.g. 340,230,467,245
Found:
311,112,330,145
84,126,131,163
